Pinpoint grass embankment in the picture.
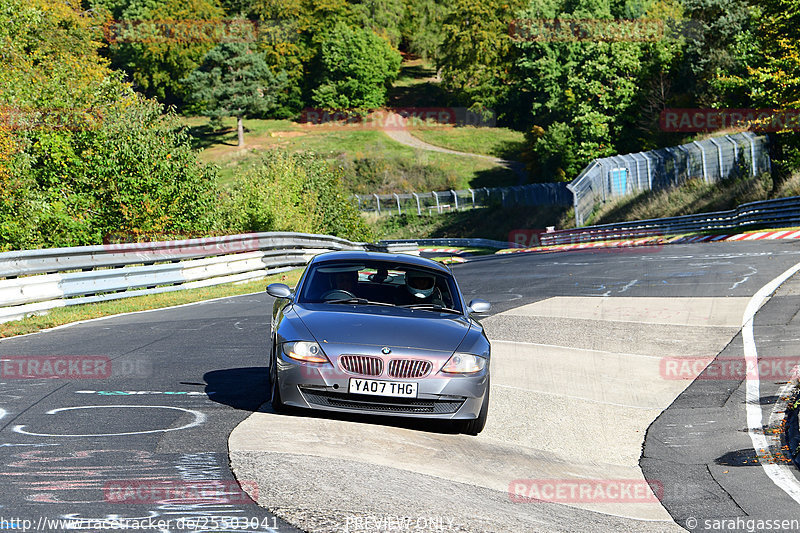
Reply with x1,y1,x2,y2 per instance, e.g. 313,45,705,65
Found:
185,59,525,192
0,269,303,339
371,205,573,241
186,117,520,191
585,171,800,227
408,127,526,160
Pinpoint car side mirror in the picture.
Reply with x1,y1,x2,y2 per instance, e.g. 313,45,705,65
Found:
467,299,491,314
267,283,293,299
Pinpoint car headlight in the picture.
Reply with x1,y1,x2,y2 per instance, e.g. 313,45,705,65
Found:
283,341,329,364
441,353,487,374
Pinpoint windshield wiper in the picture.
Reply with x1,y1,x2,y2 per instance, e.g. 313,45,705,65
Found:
326,297,397,307
399,303,463,314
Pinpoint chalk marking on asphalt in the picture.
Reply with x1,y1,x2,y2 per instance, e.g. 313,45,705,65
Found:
743,261,800,504
730,266,758,290
12,405,206,437
619,280,638,293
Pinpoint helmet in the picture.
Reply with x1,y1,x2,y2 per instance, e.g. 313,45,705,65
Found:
406,270,435,299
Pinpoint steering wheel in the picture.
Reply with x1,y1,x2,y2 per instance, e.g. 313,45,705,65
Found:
321,289,356,301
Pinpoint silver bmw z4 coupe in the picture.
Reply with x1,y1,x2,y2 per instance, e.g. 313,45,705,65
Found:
266,250,492,435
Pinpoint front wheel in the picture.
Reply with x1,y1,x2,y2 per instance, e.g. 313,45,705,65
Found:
459,378,489,435
270,345,286,413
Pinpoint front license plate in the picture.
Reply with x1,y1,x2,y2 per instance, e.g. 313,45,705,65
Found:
349,378,418,398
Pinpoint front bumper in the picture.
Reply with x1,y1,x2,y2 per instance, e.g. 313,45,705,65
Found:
275,352,488,419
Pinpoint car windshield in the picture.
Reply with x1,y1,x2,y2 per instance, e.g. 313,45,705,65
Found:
298,260,462,312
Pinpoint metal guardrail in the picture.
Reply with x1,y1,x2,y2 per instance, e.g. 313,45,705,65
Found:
568,132,771,226
538,195,800,246
380,238,518,249
0,232,371,324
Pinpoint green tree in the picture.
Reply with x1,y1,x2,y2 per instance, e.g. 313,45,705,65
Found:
678,0,758,106
400,0,451,61
513,0,682,180
184,42,289,146
715,0,800,179
352,0,406,48
108,0,225,106
0,0,221,250
311,22,401,110
437,0,525,113
0,0,111,109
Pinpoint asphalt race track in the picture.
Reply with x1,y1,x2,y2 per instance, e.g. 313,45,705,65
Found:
2,241,800,532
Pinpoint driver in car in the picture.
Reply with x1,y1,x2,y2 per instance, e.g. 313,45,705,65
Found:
398,270,445,307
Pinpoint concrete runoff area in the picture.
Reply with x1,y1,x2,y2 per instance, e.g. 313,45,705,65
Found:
229,296,750,532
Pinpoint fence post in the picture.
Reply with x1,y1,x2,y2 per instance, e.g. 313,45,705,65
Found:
745,133,757,177
692,141,709,183
708,137,724,179
433,191,440,214
451,189,458,210
412,192,421,215
394,193,401,215
725,135,739,172
469,188,475,208
374,193,381,214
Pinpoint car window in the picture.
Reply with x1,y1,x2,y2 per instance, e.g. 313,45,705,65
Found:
298,260,461,311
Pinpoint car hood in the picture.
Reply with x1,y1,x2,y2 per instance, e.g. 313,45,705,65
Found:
291,303,471,353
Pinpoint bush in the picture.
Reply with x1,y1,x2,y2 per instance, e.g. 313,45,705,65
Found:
221,150,372,242
2,87,220,250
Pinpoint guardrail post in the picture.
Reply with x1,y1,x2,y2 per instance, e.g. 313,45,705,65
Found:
373,193,381,214
451,189,458,210
692,141,709,183
708,137,724,179
394,193,401,215
412,193,421,215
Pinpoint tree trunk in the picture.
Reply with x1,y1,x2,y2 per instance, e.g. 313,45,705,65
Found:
237,116,245,147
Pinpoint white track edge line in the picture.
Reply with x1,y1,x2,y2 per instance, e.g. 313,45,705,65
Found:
743,261,800,504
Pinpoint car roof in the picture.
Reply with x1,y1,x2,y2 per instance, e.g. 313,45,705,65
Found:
308,250,452,274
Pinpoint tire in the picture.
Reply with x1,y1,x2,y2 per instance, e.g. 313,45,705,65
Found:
270,344,286,413
460,378,489,435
